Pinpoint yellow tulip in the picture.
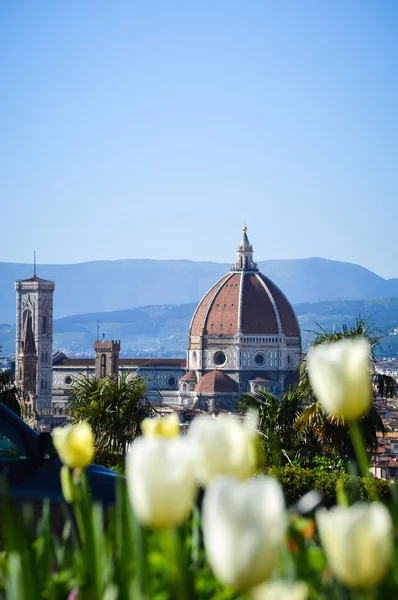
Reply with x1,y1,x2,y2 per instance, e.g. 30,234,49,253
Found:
316,502,393,589
202,476,287,590
126,436,197,528
53,422,95,469
188,412,258,486
141,413,180,438
307,338,372,421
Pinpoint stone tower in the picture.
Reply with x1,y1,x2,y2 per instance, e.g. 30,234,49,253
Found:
15,274,55,408
94,339,121,379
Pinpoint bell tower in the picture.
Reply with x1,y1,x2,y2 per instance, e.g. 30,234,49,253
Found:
94,339,121,379
15,272,55,408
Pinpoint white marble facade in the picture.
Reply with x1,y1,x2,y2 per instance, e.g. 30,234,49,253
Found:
15,276,55,408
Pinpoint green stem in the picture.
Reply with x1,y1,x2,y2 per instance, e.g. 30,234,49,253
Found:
166,527,194,600
133,515,149,599
349,421,377,501
191,505,200,567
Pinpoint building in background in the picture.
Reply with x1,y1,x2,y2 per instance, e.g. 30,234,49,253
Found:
50,228,302,413
15,273,55,409
13,229,301,425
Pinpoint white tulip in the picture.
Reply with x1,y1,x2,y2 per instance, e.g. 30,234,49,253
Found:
188,413,258,486
126,436,197,528
202,476,287,590
249,580,308,600
307,338,372,420
316,502,393,589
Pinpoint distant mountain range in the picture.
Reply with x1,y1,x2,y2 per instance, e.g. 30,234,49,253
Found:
1,257,398,323
1,297,398,358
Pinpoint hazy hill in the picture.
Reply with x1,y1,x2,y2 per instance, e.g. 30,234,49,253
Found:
1,297,398,358
1,257,398,323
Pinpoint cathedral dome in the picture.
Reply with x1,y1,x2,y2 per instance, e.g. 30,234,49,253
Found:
195,370,237,393
189,229,300,339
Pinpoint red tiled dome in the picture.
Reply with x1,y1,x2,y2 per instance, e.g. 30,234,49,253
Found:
189,271,300,338
195,371,237,393
180,370,198,382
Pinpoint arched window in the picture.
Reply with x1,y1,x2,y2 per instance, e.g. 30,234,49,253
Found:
42,316,47,335
112,353,118,374
287,354,291,365
101,354,107,378
182,383,187,391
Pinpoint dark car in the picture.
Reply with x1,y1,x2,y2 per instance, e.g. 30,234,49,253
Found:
0,402,122,529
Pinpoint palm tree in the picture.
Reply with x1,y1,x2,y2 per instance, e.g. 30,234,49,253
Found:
294,318,385,459
239,388,322,468
67,373,154,455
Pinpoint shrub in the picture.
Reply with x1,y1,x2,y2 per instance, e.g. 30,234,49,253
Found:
267,466,393,507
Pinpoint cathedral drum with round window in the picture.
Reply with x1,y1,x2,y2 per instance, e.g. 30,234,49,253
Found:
213,351,227,367
253,353,265,367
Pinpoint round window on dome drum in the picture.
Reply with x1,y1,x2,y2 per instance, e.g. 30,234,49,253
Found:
214,351,227,366
168,376,176,387
254,353,265,366
65,376,72,385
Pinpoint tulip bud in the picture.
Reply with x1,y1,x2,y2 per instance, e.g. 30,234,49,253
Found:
126,436,197,528
249,581,308,600
316,502,393,589
141,413,180,438
202,476,287,590
307,338,372,420
188,412,258,486
53,422,95,469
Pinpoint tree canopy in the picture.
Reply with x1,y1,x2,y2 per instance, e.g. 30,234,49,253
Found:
67,372,154,455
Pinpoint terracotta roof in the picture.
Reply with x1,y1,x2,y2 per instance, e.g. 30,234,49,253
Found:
195,370,237,394
241,273,278,334
180,370,198,382
190,271,300,338
204,273,241,335
372,457,398,469
190,274,230,336
58,358,95,367
119,358,186,368
251,376,271,382
258,274,301,337
55,357,186,368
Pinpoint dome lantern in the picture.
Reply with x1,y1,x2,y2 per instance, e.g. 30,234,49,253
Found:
231,225,258,272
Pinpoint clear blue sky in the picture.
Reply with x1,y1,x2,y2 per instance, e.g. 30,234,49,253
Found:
1,1,397,277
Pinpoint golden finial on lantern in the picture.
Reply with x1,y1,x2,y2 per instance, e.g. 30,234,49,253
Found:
243,225,247,233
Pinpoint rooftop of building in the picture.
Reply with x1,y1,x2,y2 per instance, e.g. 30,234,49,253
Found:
53,356,186,368
195,370,237,394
